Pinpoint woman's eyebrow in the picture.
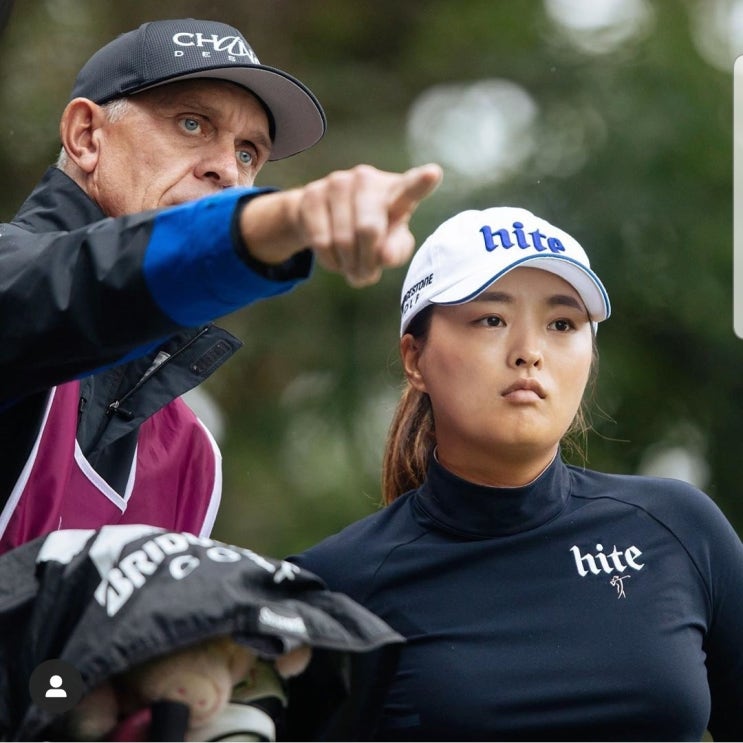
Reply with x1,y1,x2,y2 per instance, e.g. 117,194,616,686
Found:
547,294,585,311
472,291,583,311
473,291,512,304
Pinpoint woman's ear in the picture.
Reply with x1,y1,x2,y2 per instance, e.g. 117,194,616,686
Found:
401,334,427,393
59,98,106,174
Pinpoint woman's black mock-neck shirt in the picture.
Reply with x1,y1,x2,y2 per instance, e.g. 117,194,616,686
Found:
291,455,743,741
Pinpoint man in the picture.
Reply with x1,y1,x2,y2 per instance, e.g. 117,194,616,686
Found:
0,18,442,553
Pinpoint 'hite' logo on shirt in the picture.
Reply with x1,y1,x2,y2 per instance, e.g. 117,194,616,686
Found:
570,542,645,577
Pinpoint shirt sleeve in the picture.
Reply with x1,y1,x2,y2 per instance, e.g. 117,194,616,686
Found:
702,502,743,740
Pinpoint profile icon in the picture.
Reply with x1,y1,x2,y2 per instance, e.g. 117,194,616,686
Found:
44,674,67,698
29,659,83,713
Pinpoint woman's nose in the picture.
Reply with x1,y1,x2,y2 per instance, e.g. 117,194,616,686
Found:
507,330,543,369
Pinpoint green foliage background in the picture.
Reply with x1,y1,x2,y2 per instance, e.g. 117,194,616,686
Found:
1,0,741,558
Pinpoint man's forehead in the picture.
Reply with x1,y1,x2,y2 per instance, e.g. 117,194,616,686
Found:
136,79,269,131
134,78,265,110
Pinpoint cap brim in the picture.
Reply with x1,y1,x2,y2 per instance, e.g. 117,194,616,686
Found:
141,65,326,161
433,254,611,322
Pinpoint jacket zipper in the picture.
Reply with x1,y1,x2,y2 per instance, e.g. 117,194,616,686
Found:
107,326,212,420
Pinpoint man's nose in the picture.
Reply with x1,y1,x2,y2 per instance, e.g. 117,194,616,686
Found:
195,144,240,188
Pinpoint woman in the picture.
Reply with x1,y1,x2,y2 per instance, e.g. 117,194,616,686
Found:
289,207,743,741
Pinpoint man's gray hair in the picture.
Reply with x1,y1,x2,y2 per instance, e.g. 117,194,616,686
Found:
56,98,132,170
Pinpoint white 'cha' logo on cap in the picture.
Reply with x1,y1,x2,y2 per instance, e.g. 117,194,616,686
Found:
172,32,259,62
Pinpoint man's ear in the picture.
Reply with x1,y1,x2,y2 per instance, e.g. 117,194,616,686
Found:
400,334,428,393
59,98,106,174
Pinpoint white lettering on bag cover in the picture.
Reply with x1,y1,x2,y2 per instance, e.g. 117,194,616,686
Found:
91,530,300,617
570,542,645,577
258,606,308,637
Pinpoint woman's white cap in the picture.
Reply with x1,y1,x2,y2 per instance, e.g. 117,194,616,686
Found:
400,206,611,336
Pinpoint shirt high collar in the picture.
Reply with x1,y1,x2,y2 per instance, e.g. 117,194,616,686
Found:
414,453,572,538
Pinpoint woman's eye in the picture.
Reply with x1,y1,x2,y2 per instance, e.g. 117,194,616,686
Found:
237,150,254,165
482,316,504,327
180,117,201,133
551,319,574,332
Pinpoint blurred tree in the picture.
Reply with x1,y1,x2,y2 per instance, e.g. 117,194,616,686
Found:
0,0,14,35
0,0,740,557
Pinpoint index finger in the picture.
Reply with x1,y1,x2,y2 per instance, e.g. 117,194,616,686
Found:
388,163,443,223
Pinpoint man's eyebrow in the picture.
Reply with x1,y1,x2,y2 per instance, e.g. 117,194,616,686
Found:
238,131,272,153
155,95,272,151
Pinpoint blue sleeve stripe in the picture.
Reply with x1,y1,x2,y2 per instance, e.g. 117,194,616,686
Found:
143,188,303,327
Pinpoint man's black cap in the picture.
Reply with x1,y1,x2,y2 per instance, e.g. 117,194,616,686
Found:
70,18,326,161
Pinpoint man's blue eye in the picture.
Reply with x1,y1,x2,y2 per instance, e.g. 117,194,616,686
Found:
237,150,253,165
182,118,199,131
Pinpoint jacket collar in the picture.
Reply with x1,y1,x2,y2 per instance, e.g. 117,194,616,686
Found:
13,167,106,233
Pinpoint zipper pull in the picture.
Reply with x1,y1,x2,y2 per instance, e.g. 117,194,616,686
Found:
107,400,135,421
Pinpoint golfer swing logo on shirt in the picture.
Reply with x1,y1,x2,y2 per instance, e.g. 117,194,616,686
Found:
610,575,630,599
